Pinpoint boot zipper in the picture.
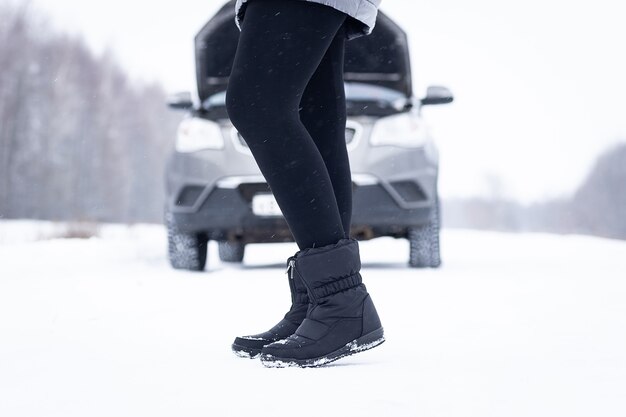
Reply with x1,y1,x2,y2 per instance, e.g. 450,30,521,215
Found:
290,260,317,304
286,258,295,280
286,259,295,305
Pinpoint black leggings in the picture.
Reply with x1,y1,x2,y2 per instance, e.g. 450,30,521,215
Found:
225,0,351,250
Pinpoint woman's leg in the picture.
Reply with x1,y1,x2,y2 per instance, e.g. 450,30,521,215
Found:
225,0,348,250
299,22,353,238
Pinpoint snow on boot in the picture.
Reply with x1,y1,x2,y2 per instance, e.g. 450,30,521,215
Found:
260,237,384,368
231,254,309,359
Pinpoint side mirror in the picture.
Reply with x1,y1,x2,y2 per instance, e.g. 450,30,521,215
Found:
167,91,194,110
421,86,454,106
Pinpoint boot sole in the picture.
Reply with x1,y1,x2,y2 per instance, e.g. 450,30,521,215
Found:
231,343,262,359
259,327,385,368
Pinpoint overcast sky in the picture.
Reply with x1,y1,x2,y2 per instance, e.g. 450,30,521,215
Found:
31,0,626,203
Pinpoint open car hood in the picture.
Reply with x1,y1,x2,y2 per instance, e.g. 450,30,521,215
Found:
195,1,413,102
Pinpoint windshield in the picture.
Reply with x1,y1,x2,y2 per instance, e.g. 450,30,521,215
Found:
203,82,406,109
201,82,409,120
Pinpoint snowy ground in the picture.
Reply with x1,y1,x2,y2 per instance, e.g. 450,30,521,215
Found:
1,221,625,417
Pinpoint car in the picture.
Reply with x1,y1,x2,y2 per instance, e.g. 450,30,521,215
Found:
165,0,453,271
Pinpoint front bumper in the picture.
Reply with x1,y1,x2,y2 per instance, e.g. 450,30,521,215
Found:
167,173,437,243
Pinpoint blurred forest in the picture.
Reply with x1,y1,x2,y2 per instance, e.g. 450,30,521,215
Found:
0,3,624,239
443,142,626,240
0,3,180,224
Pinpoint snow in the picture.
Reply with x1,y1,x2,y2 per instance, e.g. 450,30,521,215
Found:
1,221,625,417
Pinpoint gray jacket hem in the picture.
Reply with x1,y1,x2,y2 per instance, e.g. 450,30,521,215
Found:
234,0,379,41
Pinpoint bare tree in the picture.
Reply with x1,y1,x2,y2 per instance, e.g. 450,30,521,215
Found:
0,3,180,223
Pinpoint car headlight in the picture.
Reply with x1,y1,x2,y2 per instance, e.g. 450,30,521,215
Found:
369,112,429,148
175,117,224,152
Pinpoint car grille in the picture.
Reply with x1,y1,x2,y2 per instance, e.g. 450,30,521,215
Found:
235,126,357,149
237,182,272,202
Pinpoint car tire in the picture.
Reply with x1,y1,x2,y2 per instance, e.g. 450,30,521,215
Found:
408,197,441,268
218,241,245,263
166,212,208,271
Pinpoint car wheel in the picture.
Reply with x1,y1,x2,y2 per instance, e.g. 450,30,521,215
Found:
408,197,441,268
166,212,208,271
218,241,245,263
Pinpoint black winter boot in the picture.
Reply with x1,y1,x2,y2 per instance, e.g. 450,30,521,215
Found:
231,254,309,358
260,237,384,367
